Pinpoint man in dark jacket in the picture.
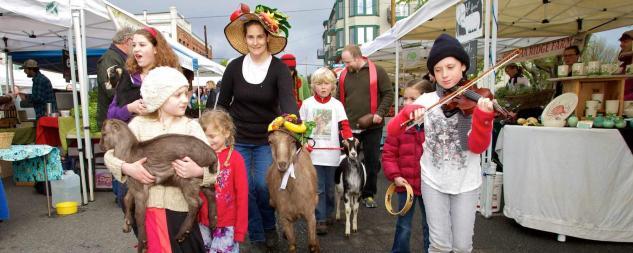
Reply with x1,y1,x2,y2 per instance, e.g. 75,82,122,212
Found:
338,44,394,208
96,27,133,130
17,59,56,120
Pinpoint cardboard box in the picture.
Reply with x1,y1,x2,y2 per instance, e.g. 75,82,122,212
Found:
0,160,12,179
95,168,112,190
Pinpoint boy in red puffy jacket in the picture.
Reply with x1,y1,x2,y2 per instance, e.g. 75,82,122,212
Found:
383,79,434,253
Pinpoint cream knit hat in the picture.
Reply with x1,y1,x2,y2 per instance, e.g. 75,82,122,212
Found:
140,66,189,113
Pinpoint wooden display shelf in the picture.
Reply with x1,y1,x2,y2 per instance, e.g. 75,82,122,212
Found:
548,75,632,118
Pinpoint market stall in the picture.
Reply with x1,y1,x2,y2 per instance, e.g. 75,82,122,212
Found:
359,0,633,221
1,0,118,204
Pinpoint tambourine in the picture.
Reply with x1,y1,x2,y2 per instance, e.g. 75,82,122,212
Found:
384,182,414,216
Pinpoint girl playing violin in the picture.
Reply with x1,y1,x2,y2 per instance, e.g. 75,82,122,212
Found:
387,34,495,253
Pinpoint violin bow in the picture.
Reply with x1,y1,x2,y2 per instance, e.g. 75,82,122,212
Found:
400,49,522,127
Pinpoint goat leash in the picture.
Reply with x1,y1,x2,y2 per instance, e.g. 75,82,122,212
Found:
385,182,414,216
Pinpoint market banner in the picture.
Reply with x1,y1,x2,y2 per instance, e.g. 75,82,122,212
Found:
500,33,587,62
456,0,483,43
105,2,144,30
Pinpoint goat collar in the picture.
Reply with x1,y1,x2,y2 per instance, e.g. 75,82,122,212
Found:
280,147,302,190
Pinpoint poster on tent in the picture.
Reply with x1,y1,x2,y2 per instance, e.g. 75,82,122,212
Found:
463,40,477,77
456,0,483,43
402,48,423,69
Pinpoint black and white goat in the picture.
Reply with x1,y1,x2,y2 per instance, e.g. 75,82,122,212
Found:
334,137,366,237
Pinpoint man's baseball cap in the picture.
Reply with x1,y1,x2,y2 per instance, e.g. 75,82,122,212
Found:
619,30,633,41
19,59,38,69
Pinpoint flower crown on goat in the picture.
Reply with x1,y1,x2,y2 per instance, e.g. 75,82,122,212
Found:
268,114,316,146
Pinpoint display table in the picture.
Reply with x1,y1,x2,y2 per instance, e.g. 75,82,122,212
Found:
547,75,632,118
0,145,63,217
496,125,633,242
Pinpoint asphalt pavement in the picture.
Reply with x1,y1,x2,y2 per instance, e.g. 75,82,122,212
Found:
1,176,632,253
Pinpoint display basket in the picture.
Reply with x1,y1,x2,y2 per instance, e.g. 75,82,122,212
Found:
0,132,14,149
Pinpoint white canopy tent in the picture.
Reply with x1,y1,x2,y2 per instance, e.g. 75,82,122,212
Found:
1,0,119,205
168,38,225,77
2,0,226,205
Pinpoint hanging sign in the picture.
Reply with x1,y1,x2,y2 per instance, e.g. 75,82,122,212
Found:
499,34,586,63
192,58,199,71
463,40,478,77
402,47,423,69
456,0,483,43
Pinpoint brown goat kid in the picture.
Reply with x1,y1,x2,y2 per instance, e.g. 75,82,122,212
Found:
266,129,320,253
99,119,217,253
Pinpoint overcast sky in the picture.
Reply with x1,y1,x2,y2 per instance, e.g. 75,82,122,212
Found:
109,0,333,77
107,0,629,77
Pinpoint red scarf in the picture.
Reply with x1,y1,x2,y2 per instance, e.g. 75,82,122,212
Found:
338,58,378,114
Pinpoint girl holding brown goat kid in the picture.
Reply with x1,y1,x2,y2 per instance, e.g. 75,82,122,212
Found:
104,66,215,253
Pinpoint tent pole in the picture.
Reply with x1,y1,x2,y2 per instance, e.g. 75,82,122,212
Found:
3,52,7,96
196,69,201,118
79,8,95,202
8,56,14,96
480,0,494,219
70,13,88,205
395,41,399,114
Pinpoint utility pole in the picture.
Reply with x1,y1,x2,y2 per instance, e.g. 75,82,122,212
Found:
390,0,396,27
204,25,209,58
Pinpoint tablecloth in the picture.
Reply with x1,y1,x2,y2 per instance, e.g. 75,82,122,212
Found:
0,145,63,182
496,126,633,242
36,116,61,147
0,127,36,144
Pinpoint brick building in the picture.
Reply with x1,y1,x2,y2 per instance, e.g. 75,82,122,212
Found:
137,6,212,59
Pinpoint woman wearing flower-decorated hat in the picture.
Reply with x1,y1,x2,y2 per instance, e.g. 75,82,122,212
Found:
216,3,298,251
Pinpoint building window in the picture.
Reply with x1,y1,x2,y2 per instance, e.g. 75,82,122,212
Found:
350,0,377,16
336,29,345,49
396,3,409,18
336,0,344,19
349,25,378,45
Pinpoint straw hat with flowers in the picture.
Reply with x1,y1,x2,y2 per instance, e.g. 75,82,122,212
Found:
224,3,291,55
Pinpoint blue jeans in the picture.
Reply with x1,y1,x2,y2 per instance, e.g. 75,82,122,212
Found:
314,165,336,222
112,179,124,207
392,193,429,253
235,143,276,242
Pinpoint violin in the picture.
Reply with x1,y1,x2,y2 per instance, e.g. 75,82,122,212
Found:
441,82,516,122
400,49,522,127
